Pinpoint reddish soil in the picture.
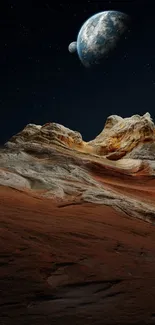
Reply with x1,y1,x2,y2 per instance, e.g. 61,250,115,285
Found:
0,186,155,324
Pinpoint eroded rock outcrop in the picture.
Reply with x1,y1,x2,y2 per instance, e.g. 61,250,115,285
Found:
1,113,155,325
1,112,155,224
88,112,155,158
5,112,155,160
6,122,84,150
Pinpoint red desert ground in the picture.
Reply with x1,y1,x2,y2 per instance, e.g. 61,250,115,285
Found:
0,112,155,324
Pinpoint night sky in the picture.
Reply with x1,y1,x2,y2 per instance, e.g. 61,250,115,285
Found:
0,0,154,145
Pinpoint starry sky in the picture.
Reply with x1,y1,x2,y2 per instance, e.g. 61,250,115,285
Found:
0,0,154,144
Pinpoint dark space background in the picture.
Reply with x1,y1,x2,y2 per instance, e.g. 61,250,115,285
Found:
0,0,154,144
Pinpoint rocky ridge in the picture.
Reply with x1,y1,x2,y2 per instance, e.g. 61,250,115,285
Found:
5,112,155,159
1,112,155,224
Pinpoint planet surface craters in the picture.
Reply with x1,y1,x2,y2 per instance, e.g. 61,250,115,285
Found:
76,10,130,67
68,41,77,53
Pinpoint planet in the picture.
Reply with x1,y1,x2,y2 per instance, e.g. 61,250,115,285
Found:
68,41,77,53
76,11,130,67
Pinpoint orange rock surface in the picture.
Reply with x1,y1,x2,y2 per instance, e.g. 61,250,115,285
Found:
0,186,155,324
0,113,155,324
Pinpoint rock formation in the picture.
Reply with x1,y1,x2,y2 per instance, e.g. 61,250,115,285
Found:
5,112,155,159
0,112,155,224
1,113,155,325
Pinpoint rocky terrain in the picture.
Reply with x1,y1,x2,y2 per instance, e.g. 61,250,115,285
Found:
1,112,155,223
0,112,155,324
